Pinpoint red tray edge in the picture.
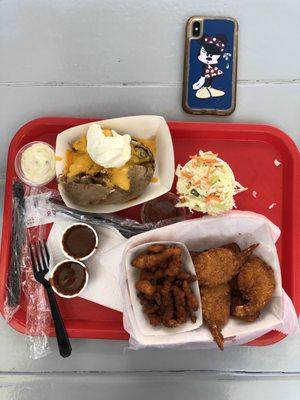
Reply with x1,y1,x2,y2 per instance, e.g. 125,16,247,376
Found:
1,117,299,347
3,313,286,346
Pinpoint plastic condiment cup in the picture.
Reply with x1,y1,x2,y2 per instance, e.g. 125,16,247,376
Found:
140,192,187,224
49,259,89,299
14,141,56,187
60,223,99,261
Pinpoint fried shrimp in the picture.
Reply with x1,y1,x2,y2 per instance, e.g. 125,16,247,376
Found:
230,296,260,322
222,242,241,254
232,257,275,318
201,284,231,350
193,244,258,287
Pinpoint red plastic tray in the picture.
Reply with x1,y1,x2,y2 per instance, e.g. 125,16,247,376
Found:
1,117,299,346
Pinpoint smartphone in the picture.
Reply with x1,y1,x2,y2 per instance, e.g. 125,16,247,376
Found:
183,16,238,115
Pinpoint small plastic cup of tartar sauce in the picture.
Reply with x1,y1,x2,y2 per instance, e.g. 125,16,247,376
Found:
15,141,56,187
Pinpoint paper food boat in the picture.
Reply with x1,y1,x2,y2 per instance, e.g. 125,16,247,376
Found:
118,211,286,348
55,115,174,213
125,241,202,336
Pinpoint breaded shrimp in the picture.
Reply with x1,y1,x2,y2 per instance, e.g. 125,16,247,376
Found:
232,257,275,318
230,296,260,322
222,242,241,254
193,244,258,287
201,283,231,350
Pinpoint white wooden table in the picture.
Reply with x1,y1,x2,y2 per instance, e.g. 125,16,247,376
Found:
0,1,299,399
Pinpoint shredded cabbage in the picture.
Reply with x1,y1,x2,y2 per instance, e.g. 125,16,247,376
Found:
176,151,247,215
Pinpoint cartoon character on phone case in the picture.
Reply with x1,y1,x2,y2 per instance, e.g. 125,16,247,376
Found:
192,35,227,99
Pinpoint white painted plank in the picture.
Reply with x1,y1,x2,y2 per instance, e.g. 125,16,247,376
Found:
0,373,300,400
0,317,299,373
0,0,299,84
0,83,299,175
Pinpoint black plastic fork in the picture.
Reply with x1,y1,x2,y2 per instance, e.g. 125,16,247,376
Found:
30,240,72,358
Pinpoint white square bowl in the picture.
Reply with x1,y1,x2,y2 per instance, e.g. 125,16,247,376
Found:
55,115,174,213
125,241,202,336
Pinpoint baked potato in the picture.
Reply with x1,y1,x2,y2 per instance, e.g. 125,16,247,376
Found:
58,137,155,206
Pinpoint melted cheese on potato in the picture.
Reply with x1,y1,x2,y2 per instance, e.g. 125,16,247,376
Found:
109,165,130,191
64,131,152,192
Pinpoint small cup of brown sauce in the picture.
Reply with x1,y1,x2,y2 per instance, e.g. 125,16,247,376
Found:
50,223,98,298
61,223,98,261
49,260,89,298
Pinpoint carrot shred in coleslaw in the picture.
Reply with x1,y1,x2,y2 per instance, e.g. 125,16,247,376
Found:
176,150,247,215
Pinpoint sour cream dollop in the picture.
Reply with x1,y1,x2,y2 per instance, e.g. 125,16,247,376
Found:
20,142,55,185
86,123,131,168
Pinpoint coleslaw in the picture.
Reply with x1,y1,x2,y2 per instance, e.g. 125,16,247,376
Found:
176,151,247,215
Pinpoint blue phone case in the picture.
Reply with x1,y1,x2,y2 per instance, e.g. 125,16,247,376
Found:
183,17,238,115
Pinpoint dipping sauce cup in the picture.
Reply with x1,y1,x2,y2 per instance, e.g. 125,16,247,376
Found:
49,259,89,298
61,223,98,261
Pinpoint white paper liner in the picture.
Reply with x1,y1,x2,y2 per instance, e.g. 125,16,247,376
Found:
115,211,299,349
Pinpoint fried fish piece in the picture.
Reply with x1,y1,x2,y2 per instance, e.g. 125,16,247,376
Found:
177,271,197,283
153,292,162,306
148,314,162,326
137,293,154,307
143,304,160,314
161,279,173,306
147,244,167,253
165,254,182,277
139,268,167,282
182,280,198,311
232,257,275,318
172,286,187,325
201,283,231,350
162,292,176,327
139,270,154,281
135,280,157,296
132,246,182,269
193,244,258,287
